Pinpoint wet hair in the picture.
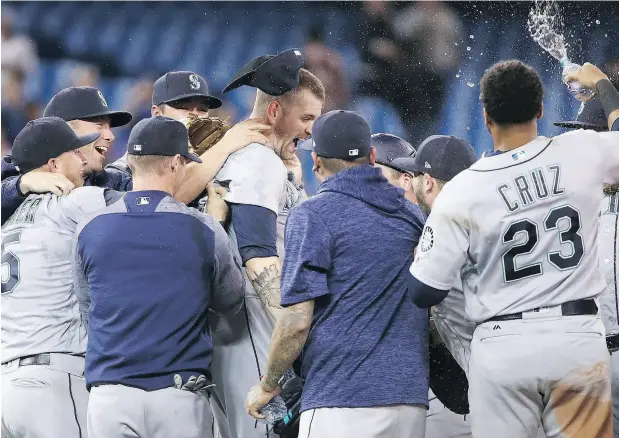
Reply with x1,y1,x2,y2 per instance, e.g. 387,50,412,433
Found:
480,60,544,126
255,68,325,113
319,156,369,173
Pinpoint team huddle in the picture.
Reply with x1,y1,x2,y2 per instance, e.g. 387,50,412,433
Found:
1,45,619,438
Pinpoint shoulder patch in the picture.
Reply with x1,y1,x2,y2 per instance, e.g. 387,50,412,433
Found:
419,225,434,253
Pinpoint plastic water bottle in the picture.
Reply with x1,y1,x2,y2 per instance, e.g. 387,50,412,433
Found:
560,58,595,99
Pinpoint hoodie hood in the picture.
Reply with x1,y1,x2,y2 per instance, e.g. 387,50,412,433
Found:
316,165,404,213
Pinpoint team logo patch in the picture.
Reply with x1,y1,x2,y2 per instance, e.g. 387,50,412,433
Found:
97,90,108,107
419,225,434,253
136,197,150,205
511,150,526,161
189,74,201,90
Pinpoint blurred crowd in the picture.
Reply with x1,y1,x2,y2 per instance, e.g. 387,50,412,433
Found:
0,1,469,160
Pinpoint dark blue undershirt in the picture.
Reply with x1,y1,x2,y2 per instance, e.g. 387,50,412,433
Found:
229,203,278,264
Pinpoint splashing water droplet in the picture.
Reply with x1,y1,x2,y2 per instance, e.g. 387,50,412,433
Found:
467,82,475,88
527,0,568,61
466,46,471,51
454,42,459,46
456,74,461,78
595,19,600,24
469,35,475,39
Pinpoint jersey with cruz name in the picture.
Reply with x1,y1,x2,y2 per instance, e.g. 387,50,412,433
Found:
410,130,619,323
1,187,109,363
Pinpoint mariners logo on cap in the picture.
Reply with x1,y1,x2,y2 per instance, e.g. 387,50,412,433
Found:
97,90,108,107
189,74,201,91
419,226,434,253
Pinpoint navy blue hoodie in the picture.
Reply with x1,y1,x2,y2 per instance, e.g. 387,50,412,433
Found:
280,165,429,412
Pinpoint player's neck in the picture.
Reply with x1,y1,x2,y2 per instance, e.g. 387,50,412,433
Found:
492,123,538,152
132,176,176,197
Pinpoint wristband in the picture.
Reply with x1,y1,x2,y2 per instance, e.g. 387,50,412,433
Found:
16,175,27,197
595,79,619,121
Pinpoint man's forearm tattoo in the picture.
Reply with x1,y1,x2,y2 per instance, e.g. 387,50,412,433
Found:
248,263,283,312
262,301,313,391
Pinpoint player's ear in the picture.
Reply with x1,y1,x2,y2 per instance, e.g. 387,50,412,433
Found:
483,109,489,127
368,147,377,165
152,105,163,117
311,152,319,173
537,103,544,120
401,172,413,190
266,101,281,124
47,157,59,172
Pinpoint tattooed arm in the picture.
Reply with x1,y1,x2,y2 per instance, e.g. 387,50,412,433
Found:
261,300,314,391
245,256,286,321
245,299,314,418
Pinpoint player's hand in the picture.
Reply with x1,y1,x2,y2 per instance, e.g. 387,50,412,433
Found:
19,172,75,197
283,152,303,184
565,62,610,90
217,119,270,153
205,182,229,223
245,383,280,419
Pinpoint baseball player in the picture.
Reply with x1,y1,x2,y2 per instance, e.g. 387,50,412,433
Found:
1,117,113,438
409,59,619,438
371,133,418,204
207,49,324,438
554,65,619,437
72,116,245,438
1,86,132,223
389,135,477,438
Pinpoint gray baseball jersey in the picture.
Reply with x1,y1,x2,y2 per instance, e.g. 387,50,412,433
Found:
277,171,307,259
210,142,288,438
411,131,619,321
600,192,619,335
1,186,107,362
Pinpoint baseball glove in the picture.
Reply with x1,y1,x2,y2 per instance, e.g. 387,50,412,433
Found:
429,340,470,415
185,113,232,156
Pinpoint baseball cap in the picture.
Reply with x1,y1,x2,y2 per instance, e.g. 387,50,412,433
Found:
223,48,305,96
300,110,371,160
371,133,416,168
43,87,132,128
12,117,101,174
152,71,222,109
404,135,477,182
127,116,202,163
553,99,607,132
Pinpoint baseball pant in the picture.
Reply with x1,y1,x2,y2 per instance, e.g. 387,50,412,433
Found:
425,389,471,438
298,405,427,438
87,384,213,438
1,353,87,438
210,296,275,438
612,350,619,438
469,312,612,438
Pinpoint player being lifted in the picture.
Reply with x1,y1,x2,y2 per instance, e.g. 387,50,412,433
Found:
409,60,619,438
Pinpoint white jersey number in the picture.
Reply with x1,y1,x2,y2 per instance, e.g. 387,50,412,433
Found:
1,231,21,294
502,205,584,282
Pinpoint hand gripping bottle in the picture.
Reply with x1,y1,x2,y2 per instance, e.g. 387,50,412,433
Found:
560,58,596,99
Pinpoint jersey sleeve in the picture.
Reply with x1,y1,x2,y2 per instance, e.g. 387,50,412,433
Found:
59,186,108,228
215,143,287,214
596,131,619,183
280,203,332,306
72,229,91,328
210,216,246,312
409,183,470,290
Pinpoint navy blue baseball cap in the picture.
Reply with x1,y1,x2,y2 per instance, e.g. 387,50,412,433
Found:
152,71,222,109
43,87,132,128
223,48,305,96
127,116,202,163
300,110,371,160
12,117,100,174
371,133,416,168
403,135,477,181
554,99,607,132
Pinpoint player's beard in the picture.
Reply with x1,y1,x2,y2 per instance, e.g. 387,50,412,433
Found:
413,180,431,215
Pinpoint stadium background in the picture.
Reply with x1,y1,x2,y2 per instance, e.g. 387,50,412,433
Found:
2,1,618,194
